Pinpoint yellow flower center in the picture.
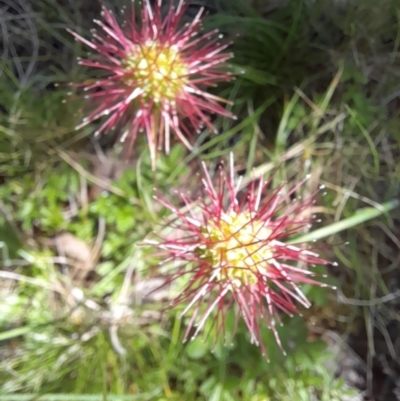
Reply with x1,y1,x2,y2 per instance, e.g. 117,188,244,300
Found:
124,41,188,103
199,212,273,287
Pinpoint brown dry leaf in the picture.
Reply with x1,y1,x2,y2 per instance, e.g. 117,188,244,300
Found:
48,233,95,282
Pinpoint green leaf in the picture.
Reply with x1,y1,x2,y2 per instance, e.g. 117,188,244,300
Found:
186,337,210,360
209,383,223,401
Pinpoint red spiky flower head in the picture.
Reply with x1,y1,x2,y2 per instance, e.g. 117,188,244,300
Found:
68,0,235,169
148,155,335,357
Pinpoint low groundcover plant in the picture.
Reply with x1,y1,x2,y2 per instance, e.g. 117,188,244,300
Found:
148,154,336,357
69,0,235,169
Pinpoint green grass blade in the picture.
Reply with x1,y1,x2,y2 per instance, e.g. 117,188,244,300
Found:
290,199,399,244
275,92,300,152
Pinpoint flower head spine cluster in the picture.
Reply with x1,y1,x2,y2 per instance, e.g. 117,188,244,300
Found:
68,0,235,168
151,154,336,357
